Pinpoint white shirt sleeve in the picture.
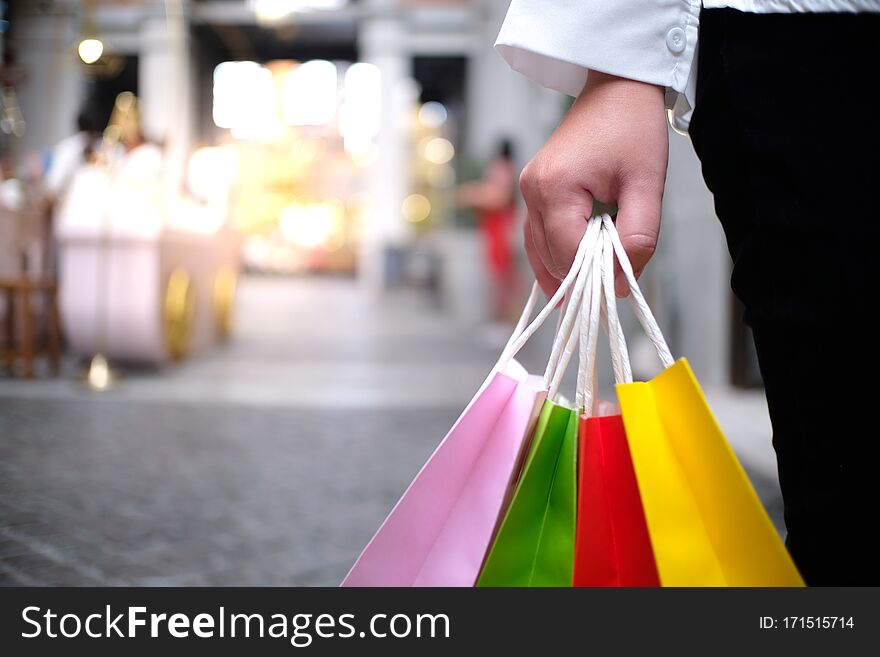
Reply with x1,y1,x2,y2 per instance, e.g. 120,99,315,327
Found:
495,0,701,105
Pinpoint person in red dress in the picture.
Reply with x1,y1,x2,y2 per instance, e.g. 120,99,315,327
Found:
457,139,519,322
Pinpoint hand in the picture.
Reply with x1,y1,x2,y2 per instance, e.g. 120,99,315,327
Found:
520,72,668,298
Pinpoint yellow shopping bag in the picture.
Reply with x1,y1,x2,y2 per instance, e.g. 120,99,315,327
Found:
617,359,804,586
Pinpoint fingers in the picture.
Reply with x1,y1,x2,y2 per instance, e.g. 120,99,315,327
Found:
520,165,594,281
526,208,554,278
542,197,592,280
523,217,560,300
612,185,662,297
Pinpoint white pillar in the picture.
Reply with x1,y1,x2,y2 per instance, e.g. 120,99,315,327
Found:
466,0,560,166
357,2,412,293
138,2,193,190
13,12,84,158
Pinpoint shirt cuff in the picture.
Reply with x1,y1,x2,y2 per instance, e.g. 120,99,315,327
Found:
494,0,701,109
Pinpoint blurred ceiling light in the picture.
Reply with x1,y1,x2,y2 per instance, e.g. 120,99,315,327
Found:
283,60,338,126
78,38,104,64
213,61,281,140
250,0,348,23
418,101,447,129
423,137,454,164
340,63,381,157
402,194,431,223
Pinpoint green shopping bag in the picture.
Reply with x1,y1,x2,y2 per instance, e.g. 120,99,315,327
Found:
476,399,578,586
476,219,597,587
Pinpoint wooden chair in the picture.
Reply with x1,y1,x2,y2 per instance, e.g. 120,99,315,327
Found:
1,183,62,378
0,277,62,377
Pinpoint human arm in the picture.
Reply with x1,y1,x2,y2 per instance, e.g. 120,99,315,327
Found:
496,0,700,295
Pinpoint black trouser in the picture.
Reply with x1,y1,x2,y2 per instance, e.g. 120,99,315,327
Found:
689,9,880,585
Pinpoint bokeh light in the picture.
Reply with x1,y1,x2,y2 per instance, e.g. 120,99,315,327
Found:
212,61,281,140
340,62,381,157
283,60,338,126
401,194,431,223
77,38,104,64
418,101,447,128
423,137,454,164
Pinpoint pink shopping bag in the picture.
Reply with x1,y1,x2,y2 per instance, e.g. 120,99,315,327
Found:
342,359,545,587
343,223,602,587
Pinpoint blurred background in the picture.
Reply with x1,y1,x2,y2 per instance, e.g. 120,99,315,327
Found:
1,0,774,586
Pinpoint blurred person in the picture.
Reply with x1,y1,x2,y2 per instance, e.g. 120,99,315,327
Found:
496,1,880,585
44,105,103,203
114,118,163,185
457,139,519,323
41,105,103,273
56,99,164,240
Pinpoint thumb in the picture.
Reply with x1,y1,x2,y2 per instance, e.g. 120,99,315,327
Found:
613,186,661,298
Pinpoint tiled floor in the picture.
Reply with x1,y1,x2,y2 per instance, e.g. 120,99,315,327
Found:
0,276,782,585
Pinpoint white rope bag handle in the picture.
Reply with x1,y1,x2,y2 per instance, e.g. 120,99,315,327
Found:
498,282,541,364
543,218,602,394
575,225,632,413
575,224,604,413
600,214,675,369
495,218,601,373
489,212,672,409
602,224,633,386
576,216,679,413
544,228,600,402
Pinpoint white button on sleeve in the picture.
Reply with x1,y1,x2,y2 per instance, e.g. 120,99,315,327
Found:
666,27,686,54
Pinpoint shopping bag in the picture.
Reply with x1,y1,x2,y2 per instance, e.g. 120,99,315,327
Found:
573,414,660,587
342,359,544,586
344,224,602,587
570,223,659,586
617,360,804,586
476,398,578,587
591,214,804,586
475,223,603,587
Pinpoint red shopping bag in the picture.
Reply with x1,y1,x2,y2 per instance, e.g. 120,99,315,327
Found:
573,414,660,587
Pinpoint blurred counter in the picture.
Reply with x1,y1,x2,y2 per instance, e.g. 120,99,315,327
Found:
56,163,240,364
